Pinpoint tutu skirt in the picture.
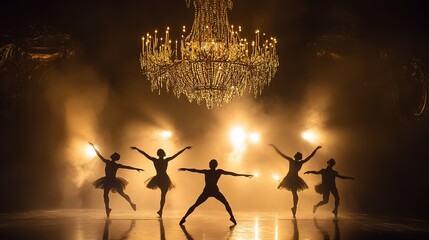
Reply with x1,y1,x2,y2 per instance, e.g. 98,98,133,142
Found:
315,182,328,194
145,174,175,191
278,174,308,192
93,176,128,193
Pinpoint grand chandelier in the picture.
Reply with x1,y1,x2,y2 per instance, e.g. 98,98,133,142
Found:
140,0,279,109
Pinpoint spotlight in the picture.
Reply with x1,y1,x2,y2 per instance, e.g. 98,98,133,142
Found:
230,126,246,147
85,145,97,158
249,133,260,144
160,131,172,139
301,130,317,143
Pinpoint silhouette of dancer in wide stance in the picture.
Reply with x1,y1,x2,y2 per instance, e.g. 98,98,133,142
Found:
269,144,322,217
178,159,253,225
90,143,143,217
130,145,192,217
305,158,354,217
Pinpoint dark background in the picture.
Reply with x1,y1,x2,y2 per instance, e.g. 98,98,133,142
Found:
1,0,429,219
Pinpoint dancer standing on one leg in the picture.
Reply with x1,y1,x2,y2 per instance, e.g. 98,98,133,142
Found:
269,144,321,217
130,145,192,217
90,142,144,217
305,158,354,217
179,159,253,225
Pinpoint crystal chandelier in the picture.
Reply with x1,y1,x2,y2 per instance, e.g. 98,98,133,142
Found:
140,0,279,109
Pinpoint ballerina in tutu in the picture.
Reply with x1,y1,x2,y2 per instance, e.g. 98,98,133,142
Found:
89,142,144,217
305,158,354,217
269,144,322,217
130,145,192,217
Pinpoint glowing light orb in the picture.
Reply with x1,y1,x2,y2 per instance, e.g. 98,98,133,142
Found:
253,172,260,177
230,126,246,147
301,130,317,143
273,174,281,181
160,131,172,139
249,133,260,144
85,145,97,158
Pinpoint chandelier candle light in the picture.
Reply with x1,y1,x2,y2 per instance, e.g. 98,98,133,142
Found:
140,0,279,109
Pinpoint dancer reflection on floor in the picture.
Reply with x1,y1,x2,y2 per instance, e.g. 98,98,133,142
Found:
179,159,253,225
269,144,322,217
90,143,143,217
130,145,192,217
305,158,354,217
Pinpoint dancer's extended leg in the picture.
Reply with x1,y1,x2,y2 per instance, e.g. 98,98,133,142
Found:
104,189,112,217
180,192,209,225
158,188,167,217
214,191,236,225
331,188,340,217
313,191,330,214
291,190,298,217
117,189,136,211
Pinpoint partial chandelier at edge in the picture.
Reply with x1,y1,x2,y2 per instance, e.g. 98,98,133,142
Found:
140,0,279,109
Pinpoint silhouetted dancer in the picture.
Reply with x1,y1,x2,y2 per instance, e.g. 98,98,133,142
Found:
103,219,136,240
305,158,354,217
178,159,253,225
269,144,322,217
90,142,143,217
180,225,195,240
292,219,299,240
130,146,192,217
159,219,166,240
314,218,340,240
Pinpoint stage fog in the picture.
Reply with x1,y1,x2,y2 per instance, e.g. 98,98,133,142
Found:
1,0,428,221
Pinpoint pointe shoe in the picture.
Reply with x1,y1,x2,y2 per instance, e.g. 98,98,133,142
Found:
131,203,137,211
179,218,186,225
313,205,317,214
230,217,237,225
291,207,297,218
332,209,338,217
106,208,112,218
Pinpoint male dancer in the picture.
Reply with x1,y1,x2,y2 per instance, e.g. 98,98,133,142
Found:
179,159,253,225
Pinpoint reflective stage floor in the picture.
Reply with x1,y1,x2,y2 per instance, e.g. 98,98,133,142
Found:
0,209,428,239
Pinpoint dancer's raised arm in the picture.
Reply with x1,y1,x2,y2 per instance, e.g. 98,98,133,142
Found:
166,146,192,162
89,142,108,163
178,167,204,174
304,170,322,175
301,146,322,163
130,146,157,161
269,144,293,161
221,170,253,178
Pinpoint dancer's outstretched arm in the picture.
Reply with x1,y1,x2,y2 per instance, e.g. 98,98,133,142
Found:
221,170,253,178
130,146,157,161
269,144,293,161
301,146,322,164
119,164,144,172
337,173,354,180
304,170,322,175
178,168,204,174
166,146,192,162
89,142,108,163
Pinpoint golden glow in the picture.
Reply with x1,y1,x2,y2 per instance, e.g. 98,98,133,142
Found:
85,145,96,158
301,130,317,143
253,172,260,177
230,126,246,147
160,130,172,139
254,216,260,240
249,133,260,144
273,174,281,181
